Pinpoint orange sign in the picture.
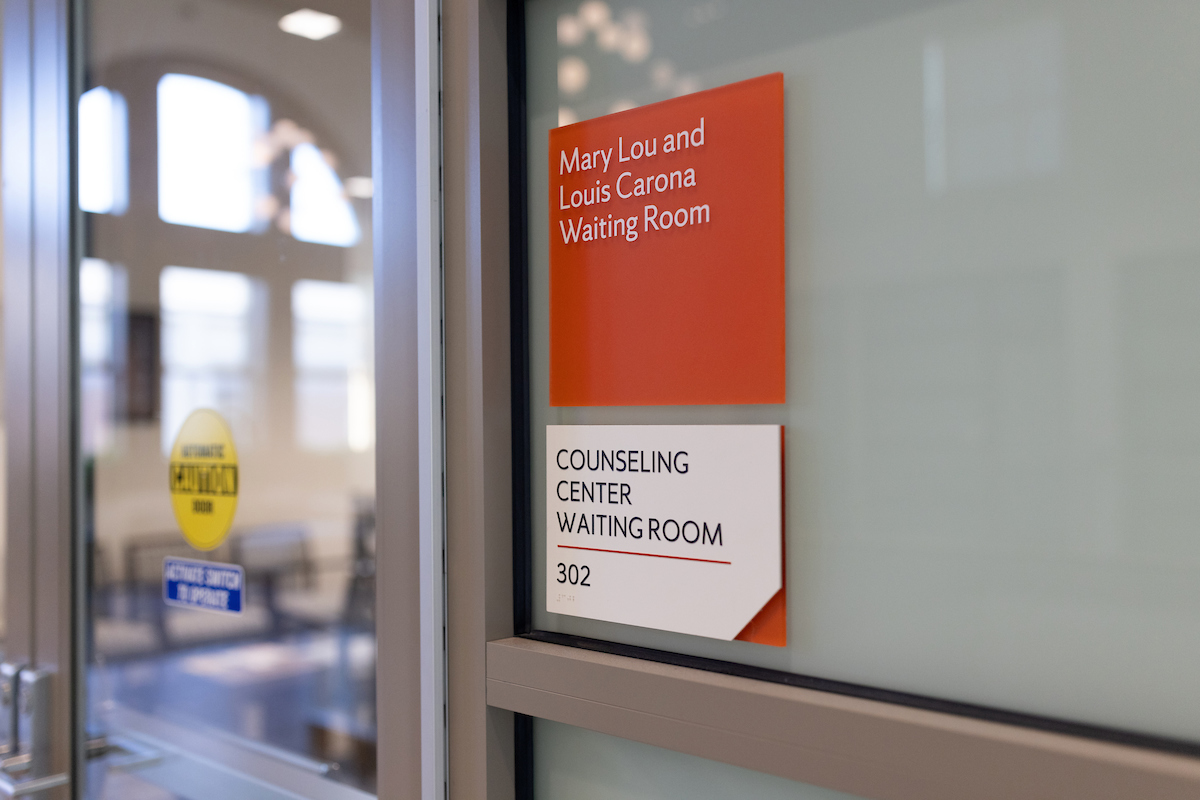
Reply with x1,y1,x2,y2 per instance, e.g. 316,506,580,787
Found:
549,73,786,407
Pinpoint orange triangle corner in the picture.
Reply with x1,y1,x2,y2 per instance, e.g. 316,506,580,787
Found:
734,587,786,648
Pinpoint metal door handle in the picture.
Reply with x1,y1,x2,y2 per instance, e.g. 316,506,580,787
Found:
0,771,69,797
0,666,68,796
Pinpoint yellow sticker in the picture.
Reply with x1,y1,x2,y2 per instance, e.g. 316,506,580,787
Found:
169,409,239,551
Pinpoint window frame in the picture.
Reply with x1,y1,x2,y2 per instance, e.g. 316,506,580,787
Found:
478,1,1200,798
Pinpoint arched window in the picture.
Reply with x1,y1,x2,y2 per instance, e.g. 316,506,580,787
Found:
156,73,265,233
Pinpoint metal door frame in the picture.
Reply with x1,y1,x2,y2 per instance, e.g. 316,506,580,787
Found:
4,0,77,795
1,0,446,796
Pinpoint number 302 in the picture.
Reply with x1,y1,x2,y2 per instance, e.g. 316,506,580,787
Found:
556,562,590,586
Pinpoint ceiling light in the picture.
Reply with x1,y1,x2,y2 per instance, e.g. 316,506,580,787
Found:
279,9,342,41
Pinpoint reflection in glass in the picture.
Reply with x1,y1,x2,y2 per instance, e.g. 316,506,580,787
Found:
923,20,1064,193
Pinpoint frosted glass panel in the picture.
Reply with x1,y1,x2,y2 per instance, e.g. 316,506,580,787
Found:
536,719,868,800
527,0,1200,743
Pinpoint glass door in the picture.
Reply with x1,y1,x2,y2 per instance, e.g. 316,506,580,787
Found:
1,0,440,794
77,1,377,797
0,0,449,796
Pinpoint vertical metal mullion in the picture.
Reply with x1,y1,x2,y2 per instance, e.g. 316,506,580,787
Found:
372,0,431,798
3,0,37,679
415,0,448,796
30,0,74,791
505,0,534,791
3,0,75,789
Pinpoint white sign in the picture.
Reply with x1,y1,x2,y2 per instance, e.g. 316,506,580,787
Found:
546,424,783,641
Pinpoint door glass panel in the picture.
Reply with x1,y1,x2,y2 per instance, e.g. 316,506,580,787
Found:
79,0,375,795
527,0,1200,748
536,719,869,800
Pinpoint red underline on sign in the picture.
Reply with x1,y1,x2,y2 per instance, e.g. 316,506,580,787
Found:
557,544,731,565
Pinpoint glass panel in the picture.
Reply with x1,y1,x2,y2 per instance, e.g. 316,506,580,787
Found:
536,719,869,800
527,0,1200,746
80,0,375,795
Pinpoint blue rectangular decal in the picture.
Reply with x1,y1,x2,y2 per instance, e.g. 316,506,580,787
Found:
163,556,244,614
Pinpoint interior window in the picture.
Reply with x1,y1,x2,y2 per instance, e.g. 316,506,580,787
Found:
156,73,265,233
289,142,361,247
159,265,259,453
80,258,123,455
292,279,372,451
78,86,128,215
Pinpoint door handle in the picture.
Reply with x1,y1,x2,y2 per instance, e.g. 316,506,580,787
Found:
0,772,69,797
0,666,68,797
0,664,20,757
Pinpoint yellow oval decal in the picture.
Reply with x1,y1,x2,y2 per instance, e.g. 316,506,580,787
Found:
169,409,239,551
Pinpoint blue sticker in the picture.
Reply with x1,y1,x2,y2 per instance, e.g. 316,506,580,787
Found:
163,556,244,614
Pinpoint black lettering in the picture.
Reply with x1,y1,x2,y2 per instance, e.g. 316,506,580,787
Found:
557,449,569,470
557,481,569,501
702,523,722,546
663,519,681,542
682,520,700,543
621,484,631,504
169,463,239,496
648,518,661,540
556,512,576,532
